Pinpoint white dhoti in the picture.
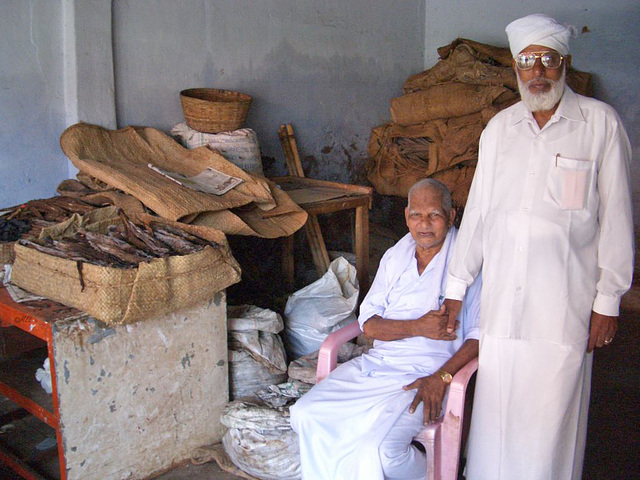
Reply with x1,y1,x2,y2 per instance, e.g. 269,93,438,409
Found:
465,334,592,480
290,357,428,480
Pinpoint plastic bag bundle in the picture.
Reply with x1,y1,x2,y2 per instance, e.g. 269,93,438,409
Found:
221,399,301,480
283,257,359,359
228,305,288,399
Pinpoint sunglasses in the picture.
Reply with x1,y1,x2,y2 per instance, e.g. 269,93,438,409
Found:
515,51,564,70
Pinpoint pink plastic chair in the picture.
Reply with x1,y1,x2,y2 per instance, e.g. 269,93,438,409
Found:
316,321,478,480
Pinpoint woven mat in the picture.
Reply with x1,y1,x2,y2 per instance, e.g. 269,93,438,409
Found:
60,123,307,238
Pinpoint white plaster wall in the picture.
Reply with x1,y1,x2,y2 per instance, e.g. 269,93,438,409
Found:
111,0,425,182
423,0,640,227
0,0,637,225
0,1,68,208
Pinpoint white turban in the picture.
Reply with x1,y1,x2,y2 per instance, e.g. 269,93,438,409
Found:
506,13,575,57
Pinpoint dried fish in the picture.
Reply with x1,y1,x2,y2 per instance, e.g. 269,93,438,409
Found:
53,238,134,268
118,209,171,257
150,222,215,248
151,229,204,256
76,231,153,264
19,239,72,260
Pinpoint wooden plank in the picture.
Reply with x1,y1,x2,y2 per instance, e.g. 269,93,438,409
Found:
278,124,331,277
277,124,305,177
284,188,347,205
272,175,373,196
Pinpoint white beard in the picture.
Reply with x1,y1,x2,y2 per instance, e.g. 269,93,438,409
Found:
517,69,566,112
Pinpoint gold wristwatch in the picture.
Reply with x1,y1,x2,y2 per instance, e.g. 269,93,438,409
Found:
436,369,453,384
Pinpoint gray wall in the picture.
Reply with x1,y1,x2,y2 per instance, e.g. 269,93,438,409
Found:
1,0,638,229
0,1,67,208
112,0,424,181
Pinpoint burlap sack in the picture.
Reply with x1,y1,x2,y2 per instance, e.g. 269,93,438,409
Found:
403,43,518,93
366,160,475,208
11,212,242,325
367,112,484,181
390,83,509,126
438,38,514,67
434,38,592,96
59,123,308,238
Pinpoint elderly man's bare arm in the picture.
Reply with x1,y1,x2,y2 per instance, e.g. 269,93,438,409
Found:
403,338,479,424
362,304,459,341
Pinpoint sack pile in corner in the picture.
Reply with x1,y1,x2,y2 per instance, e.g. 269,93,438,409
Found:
366,38,593,207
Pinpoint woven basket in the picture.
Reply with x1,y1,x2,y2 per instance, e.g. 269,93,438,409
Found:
180,88,252,133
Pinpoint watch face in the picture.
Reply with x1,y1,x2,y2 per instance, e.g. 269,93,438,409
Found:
440,371,453,383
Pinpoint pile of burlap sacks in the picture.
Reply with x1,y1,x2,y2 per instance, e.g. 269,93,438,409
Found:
366,38,592,207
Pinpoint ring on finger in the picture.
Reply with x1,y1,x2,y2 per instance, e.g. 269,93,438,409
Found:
604,338,613,345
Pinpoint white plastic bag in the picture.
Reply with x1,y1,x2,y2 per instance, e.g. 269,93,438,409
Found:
35,357,52,394
283,257,359,359
221,400,301,480
228,305,288,399
171,123,265,176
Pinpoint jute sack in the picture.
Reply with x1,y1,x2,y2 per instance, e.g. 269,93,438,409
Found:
11,212,242,325
366,151,476,207
403,42,518,94
390,83,509,126
367,113,484,179
434,38,593,96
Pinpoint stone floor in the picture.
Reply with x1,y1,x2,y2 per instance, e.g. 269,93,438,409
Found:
1,276,638,480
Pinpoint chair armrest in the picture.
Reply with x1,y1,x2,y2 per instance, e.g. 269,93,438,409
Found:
316,321,362,383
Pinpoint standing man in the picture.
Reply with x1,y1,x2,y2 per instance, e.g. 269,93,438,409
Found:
444,13,634,479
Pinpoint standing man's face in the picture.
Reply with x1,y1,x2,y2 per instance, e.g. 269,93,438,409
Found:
514,44,567,92
513,44,570,112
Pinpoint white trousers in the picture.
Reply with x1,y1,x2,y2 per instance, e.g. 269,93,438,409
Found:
290,357,428,480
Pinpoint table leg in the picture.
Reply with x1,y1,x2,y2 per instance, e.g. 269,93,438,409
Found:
355,205,370,300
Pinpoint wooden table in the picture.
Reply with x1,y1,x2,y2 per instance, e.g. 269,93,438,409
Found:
271,176,373,297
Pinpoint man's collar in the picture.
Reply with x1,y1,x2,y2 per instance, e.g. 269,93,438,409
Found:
508,86,585,127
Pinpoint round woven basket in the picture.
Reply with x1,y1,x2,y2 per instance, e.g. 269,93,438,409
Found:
180,88,252,133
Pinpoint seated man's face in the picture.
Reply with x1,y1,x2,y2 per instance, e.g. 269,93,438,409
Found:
405,187,454,252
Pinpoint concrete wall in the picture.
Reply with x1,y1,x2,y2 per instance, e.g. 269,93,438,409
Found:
0,1,67,208
111,0,424,182
1,0,637,226
55,292,228,480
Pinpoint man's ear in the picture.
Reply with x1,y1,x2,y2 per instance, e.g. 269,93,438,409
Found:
449,207,457,227
565,55,572,70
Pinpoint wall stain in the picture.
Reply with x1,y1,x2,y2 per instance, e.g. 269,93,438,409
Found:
89,328,116,344
181,352,194,369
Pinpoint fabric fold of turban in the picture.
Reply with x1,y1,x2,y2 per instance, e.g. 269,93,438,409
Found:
506,13,575,57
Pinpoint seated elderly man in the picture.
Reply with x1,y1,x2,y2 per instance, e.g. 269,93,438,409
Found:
290,178,482,480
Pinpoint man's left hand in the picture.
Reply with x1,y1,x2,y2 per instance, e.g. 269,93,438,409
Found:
403,375,447,425
587,311,619,353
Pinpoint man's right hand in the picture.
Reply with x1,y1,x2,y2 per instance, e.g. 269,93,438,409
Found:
443,298,463,334
416,305,458,340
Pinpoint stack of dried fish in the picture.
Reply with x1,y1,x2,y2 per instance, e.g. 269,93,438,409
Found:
1,196,97,240
19,211,217,269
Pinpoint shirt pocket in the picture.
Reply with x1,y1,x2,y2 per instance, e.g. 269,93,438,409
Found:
543,154,596,210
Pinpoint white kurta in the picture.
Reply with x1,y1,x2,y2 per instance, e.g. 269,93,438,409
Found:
290,228,481,480
446,88,634,479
